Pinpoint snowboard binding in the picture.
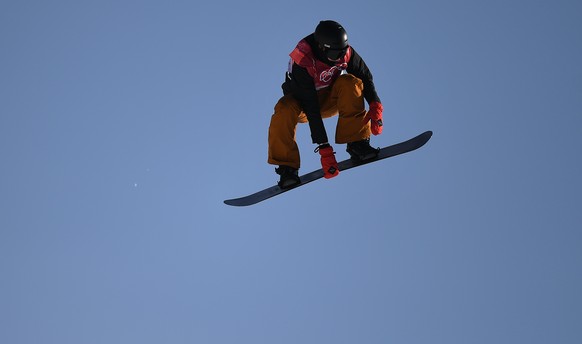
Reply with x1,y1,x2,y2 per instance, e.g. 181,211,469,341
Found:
346,139,380,161
275,166,301,189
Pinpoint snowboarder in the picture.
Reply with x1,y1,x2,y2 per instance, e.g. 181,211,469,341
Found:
268,20,384,188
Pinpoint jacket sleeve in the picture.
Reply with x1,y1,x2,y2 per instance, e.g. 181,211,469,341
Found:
347,47,381,104
286,63,329,144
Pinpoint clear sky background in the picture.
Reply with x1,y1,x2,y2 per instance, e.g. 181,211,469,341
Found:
1,1,581,343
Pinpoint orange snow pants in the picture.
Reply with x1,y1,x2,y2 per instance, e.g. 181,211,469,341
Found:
268,74,371,170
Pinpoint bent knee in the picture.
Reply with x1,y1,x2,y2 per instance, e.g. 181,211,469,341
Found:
275,95,302,114
335,74,363,90
273,95,306,123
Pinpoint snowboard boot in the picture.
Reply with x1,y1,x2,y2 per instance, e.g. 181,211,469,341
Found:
346,139,380,161
275,165,300,189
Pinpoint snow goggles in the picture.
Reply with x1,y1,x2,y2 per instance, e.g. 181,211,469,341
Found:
324,46,348,61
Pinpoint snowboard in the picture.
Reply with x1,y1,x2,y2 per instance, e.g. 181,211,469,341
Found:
224,130,432,207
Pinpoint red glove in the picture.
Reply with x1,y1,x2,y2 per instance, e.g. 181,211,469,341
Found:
363,101,383,135
316,144,340,179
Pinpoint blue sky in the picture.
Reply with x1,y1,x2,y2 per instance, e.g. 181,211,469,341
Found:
1,1,581,343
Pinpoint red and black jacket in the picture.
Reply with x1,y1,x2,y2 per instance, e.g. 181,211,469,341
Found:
282,34,381,144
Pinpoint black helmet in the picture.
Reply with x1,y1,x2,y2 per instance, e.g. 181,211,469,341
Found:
314,20,349,61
